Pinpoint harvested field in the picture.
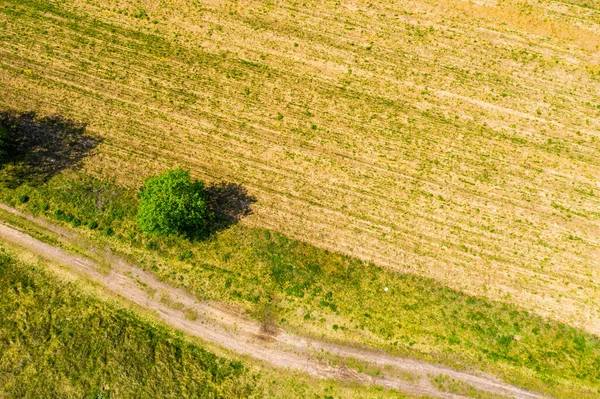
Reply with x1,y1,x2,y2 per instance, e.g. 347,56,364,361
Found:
2,0,600,334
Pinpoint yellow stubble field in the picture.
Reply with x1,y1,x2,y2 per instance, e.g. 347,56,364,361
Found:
2,0,600,333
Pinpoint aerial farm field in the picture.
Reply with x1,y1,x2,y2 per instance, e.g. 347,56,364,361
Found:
1,0,600,397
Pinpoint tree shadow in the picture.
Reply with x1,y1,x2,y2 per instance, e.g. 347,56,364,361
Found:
204,181,256,235
0,110,101,187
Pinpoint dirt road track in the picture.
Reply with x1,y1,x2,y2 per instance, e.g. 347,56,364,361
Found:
0,205,548,399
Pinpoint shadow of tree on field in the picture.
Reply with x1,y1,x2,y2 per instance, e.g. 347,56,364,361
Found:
0,110,101,186
204,181,256,235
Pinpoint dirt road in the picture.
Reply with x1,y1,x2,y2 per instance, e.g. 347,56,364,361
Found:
0,204,548,399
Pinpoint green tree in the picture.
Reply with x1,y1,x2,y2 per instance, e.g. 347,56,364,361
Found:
137,169,212,237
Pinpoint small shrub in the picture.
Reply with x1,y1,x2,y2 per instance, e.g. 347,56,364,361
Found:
17,195,29,204
54,209,74,222
178,250,193,261
88,221,99,230
104,227,114,237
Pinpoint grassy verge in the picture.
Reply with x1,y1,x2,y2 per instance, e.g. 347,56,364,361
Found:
1,171,600,398
431,374,509,399
0,244,416,399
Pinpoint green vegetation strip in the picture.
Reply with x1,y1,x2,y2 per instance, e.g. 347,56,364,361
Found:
2,172,600,399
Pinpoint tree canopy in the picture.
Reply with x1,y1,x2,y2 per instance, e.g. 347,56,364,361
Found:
137,169,212,237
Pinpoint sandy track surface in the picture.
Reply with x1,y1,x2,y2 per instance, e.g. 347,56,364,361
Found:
0,204,547,399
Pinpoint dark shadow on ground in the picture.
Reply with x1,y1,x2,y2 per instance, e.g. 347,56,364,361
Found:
204,181,256,235
0,110,101,186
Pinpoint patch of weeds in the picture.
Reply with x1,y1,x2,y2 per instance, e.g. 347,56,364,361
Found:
178,250,193,261
432,374,510,398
